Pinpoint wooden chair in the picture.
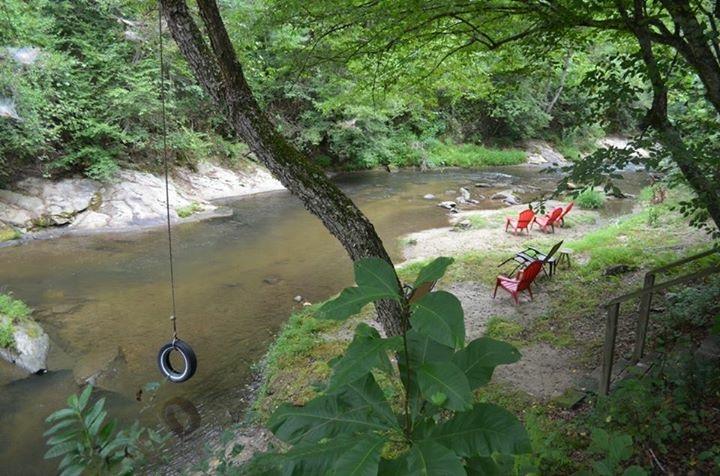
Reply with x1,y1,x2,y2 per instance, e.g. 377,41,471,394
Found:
505,209,535,235
533,207,563,233
493,260,543,305
559,202,574,227
498,240,564,278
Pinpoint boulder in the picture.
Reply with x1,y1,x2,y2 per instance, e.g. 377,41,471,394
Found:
491,190,521,205
459,187,471,201
74,347,127,390
423,194,436,200
0,317,50,374
437,201,457,210
524,140,569,166
455,219,472,230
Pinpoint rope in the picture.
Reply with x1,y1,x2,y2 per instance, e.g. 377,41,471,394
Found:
158,3,178,340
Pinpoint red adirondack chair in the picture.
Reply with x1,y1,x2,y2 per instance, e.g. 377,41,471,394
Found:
559,202,574,227
493,260,543,305
533,206,563,233
505,209,535,235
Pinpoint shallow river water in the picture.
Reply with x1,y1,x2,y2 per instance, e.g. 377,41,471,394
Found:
0,167,645,473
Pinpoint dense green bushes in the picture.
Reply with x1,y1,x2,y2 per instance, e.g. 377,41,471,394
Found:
0,0,641,181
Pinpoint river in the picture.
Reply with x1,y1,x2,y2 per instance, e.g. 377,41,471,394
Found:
0,167,644,473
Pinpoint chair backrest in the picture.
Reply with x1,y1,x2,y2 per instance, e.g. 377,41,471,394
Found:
517,209,535,228
408,280,437,304
546,207,564,224
561,201,574,218
518,260,543,290
544,240,564,262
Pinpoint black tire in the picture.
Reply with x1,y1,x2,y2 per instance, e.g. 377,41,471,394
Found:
157,339,197,383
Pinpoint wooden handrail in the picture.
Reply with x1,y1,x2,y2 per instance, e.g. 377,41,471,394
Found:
599,247,720,395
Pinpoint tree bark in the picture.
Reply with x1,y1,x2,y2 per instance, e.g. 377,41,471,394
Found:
160,0,407,335
630,3,720,230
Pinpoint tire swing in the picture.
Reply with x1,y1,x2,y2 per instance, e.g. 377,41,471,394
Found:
156,5,196,384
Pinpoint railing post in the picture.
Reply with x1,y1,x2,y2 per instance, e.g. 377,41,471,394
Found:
632,272,655,362
600,302,620,396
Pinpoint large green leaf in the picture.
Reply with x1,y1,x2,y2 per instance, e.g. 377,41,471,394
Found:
416,361,473,412
274,435,360,476
465,455,515,476
398,330,455,419
319,286,399,321
331,434,385,476
340,373,400,430
411,291,465,349
406,441,466,475
354,257,401,296
414,257,454,288
327,323,401,391
428,403,531,457
269,374,396,444
452,337,521,389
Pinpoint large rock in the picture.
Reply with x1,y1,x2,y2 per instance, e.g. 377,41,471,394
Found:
0,317,49,374
74,346,127,390
491,190,521,205
524,140,569,166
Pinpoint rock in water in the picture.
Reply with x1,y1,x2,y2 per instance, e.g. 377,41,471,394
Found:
423,194,436,200
437,201,457,210
491,190,521,205
459,187,471,201
0,317,49,374
293,295,303,303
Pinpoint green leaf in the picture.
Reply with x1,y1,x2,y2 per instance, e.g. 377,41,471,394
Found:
59,464,85,476
428,403,531,456
341,373,400,430
83,398,106,433
278,435,359,475
623,466,648,476
44,441,76,459
47,430,80,446
411,291,465,349
398,330,454,419
46,408,76,423
319,286,399,321
327,323,401,391
416,361,473,411
269,375,396,444
44,419,76,437
354,257,401,296
406,441,465,475
452,337,521,389
414,257,454,287
331,434,385,476
77,385,92,412
465,455,515,476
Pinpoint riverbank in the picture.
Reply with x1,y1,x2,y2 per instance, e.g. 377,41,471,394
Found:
228,186,718,473
0,161,284,243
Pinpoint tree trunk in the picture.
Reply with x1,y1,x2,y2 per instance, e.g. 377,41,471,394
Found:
160,0,407,335
631,6,720,230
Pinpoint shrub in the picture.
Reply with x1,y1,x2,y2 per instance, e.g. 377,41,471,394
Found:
244,257,530,474
576,188,606,209
44,385,167,475
0,320,15,349
428,141,526,168
0,293,30,321
177,202,203,218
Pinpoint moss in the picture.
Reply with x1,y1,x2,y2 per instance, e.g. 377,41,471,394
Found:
177,202,203,218
485,316,525,346
0,226,21,242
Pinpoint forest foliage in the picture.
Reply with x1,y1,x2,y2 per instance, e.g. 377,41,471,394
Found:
0,0,643,183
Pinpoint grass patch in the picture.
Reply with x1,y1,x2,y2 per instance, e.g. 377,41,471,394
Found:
485,316,524,345
575,188,605,209
428,141,526,168
177,202,203,218
0,293,31,349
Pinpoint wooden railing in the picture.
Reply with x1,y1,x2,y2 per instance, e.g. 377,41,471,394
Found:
599,247,720,395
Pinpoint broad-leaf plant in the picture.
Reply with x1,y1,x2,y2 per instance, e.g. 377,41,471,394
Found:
252,257,530,474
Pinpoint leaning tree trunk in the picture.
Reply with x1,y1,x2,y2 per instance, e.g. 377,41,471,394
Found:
631,9,720,230
160,0,407,335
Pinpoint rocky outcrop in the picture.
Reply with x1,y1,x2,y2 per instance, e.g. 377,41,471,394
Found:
0,318,49,374
524,140,569,166
0,162,284,234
